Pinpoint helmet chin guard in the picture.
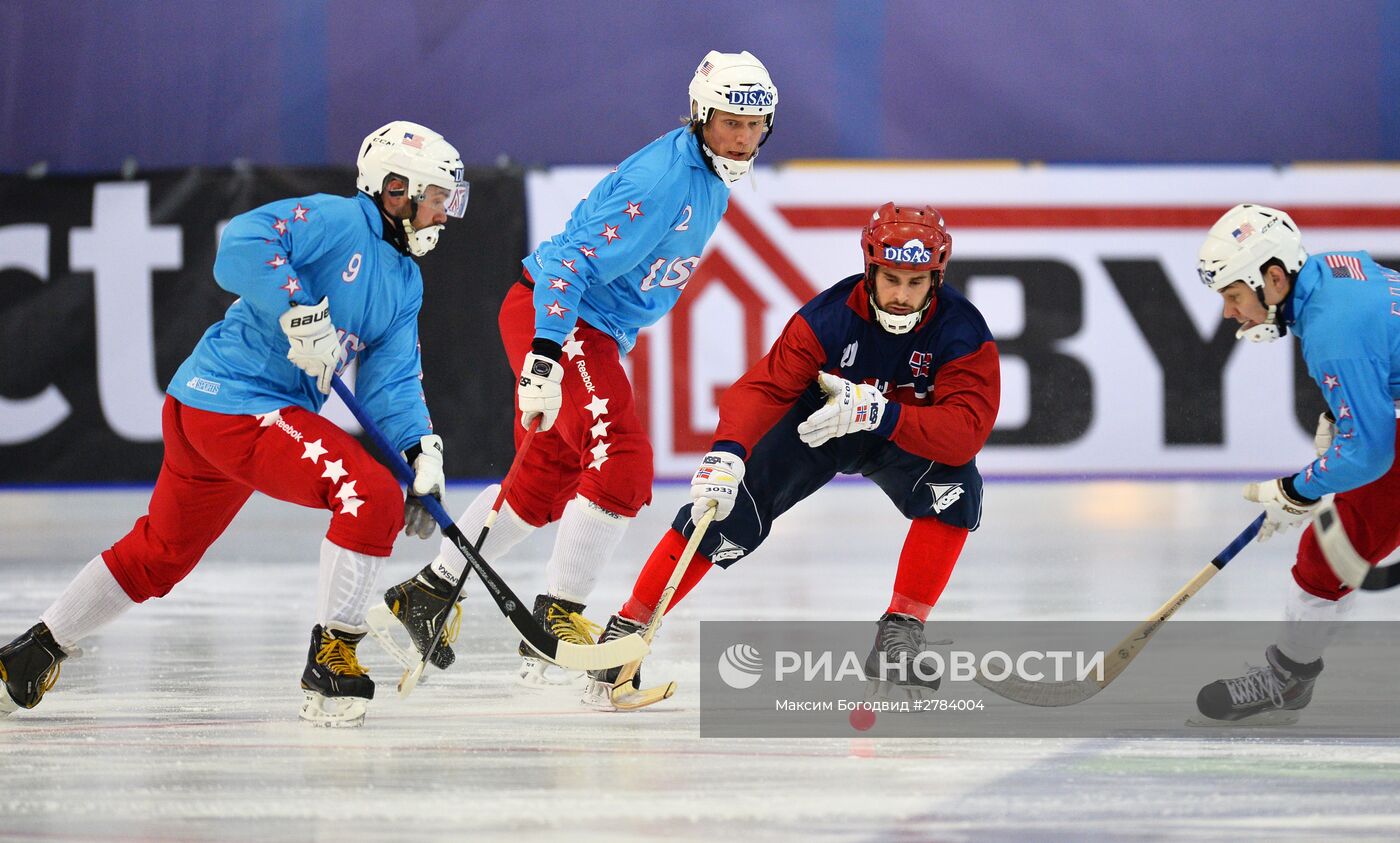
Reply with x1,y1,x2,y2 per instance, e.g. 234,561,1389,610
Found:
1236,305,1286,343
402,221,443,258
871,303,927,335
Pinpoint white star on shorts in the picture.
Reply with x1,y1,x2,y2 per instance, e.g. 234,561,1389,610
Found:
321,459,348,483
340,497,364,517
301,438,327,463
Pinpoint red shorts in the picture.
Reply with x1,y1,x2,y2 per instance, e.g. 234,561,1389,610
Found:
498,281,653,525
103,396,403,602
1292,426,1400,600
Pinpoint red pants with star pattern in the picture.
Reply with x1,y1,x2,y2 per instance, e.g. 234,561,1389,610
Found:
102,396,403,602
498,281,653,525
1292,425,1400,600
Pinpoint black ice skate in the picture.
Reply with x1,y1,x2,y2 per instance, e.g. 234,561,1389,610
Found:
299,622,374,727
864,612,941,697
0,622,68,717
366,567,462,672
1190,645,1322,727
581,614,651,710
517,593,600,687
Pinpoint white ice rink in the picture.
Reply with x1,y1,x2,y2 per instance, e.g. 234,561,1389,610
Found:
3,480,1399,842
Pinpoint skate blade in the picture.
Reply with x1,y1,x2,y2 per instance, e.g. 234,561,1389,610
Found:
299,691,367,728
516,657,585,689
611,681,675,711
0,692,18,718
364,604,423,673
579,679,675,712
1186,709,1301,728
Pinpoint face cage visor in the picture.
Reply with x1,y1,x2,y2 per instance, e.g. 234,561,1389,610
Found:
418,180,470,219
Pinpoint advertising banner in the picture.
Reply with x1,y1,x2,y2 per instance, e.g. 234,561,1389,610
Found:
0,167,525,483
529,163,1400,478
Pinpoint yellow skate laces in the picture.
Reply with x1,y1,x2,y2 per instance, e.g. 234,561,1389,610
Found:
39,662,60,696
316,636,369,677
546,605,601,646
440,602,462,647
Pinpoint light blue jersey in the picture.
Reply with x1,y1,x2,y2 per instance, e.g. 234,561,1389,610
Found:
525,126,729,354
1287,251,1400,497
169,192,432,452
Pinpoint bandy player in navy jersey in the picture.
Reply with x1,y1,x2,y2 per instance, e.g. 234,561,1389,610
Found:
584,203,1001,707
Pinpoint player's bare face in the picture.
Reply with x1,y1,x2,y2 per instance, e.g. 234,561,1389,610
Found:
873,266,933,314
702,110,767,161
1219,281,1268,330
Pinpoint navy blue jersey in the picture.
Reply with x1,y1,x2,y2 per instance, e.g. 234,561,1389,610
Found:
714,274,999,466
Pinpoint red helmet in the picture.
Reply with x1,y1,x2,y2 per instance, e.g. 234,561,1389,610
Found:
860,203,951,278
860,204,951,333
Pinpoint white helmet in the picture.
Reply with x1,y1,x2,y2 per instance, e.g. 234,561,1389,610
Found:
1197,203,1307,342
356,121,468,256
689,50,777,185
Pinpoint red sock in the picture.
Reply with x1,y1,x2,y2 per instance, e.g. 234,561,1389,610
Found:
621,528,713,622
887,517,967,621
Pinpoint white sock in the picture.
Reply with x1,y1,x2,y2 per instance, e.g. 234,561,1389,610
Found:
546,495,632,604
1274,581,1353,665
430,485,536,586
317,539,386,629
40,555,136,652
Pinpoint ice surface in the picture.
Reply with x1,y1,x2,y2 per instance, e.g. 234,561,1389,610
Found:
2,481,1398,842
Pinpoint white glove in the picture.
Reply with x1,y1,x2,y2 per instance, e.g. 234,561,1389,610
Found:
1244,478,1321,543
797,372,889,448
403,434,444,539
278,297,345,395
518,351,564,431
691,450,746,523
1314,411,1336,458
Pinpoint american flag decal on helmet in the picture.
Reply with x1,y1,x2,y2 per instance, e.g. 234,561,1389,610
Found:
698,60,714,76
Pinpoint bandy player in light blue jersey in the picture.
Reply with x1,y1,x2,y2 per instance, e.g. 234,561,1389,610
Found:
376,52,779,686
1190,204,1400,725
0,122,468,727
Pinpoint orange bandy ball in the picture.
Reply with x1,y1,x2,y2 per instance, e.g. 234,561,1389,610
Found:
849,706,876,732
